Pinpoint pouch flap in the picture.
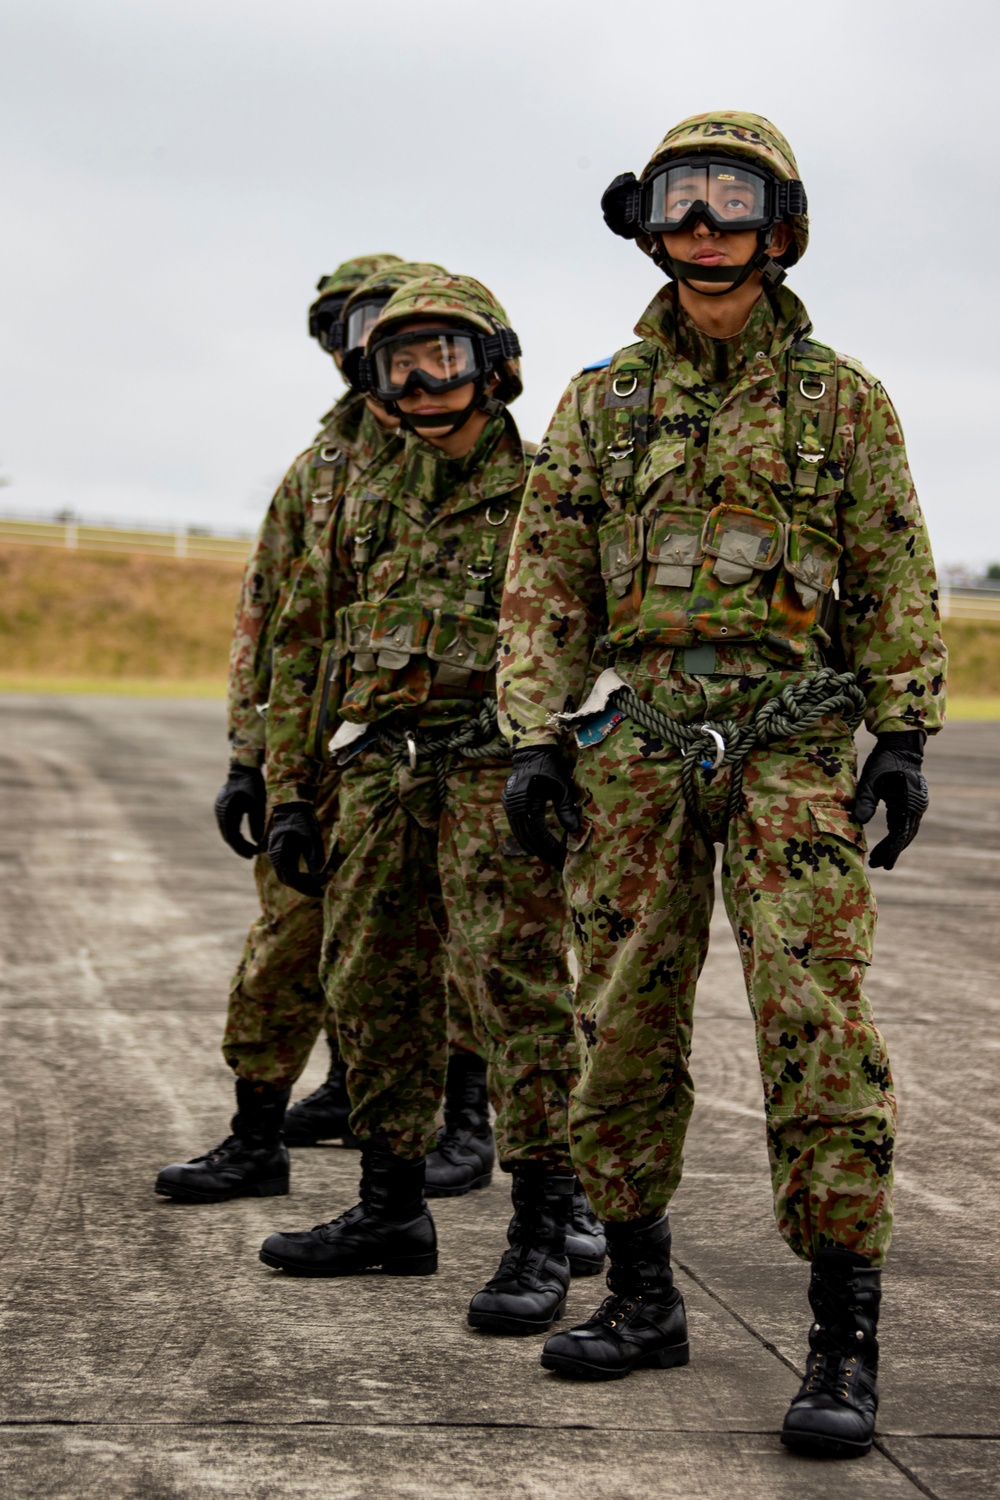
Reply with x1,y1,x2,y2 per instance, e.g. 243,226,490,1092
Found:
366,554,408,603
370,599,432,670
343,600,379,666
701,506,784,584
599,511,644,585
426,611,499,670
749,445,793,489
645,507,703,587
785,524,842,593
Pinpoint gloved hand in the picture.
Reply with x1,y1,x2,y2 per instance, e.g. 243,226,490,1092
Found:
267,803,327,898
214,763,266,859
854,730,928,870
502,747,580,871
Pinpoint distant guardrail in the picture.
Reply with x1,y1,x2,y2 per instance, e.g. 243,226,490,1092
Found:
0,516,251,562
940,587,1000,622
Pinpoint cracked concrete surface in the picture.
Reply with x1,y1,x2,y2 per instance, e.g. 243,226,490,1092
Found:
0,696,996,1498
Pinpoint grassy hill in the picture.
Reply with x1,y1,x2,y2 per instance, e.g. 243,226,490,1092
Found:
0,543,997,714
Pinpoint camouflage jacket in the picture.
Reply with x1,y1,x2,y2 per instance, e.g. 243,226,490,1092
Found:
265,413,532,804
498,283,947,749
227,393,398,766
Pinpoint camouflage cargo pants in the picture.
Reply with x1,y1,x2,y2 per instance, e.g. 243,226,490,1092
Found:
319,746,577,1165
223,780,480,1087
564,663,894,1266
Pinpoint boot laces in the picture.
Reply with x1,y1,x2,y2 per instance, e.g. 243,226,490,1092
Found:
191,1134,245,1165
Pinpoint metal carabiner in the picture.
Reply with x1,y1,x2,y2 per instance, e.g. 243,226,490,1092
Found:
698,726,726,771
612,373,639,399
798,378,827,402
405,731,418,772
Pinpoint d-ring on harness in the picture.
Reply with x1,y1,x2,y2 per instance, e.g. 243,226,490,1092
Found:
609,669,867,842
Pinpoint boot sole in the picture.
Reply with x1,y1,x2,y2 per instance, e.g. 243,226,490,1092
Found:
780,1431,873,1460
258,1248,438,1277
567,1254,606,1277
425,1170,493,1200
155,1179,289,1204
541,1341,690,1381
467,1297,567,1337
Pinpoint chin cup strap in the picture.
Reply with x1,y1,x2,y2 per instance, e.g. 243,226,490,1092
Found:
388,381,505,437
656,229,786,298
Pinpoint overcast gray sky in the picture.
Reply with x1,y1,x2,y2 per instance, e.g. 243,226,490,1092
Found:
2,0,996,570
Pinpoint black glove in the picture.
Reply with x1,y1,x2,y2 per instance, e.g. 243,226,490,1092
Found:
502,747,580,870
214,763,266,859
854,730,928,870
267,803,327,898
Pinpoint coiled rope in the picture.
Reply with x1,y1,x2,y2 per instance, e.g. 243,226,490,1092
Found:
609,668,867,842
374,697,508,811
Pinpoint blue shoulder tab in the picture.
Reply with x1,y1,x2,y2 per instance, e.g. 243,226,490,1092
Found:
579,355,612,373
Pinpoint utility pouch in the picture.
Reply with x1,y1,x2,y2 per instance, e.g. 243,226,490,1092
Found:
645,508,703,588
701,505,784,586
427,611,499,690
306,637,344,762
370,599,433,670
598,510,643,646
783,524,842,610
340,599,433,724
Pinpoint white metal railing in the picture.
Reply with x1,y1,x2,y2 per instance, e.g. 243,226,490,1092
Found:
0,515,251,562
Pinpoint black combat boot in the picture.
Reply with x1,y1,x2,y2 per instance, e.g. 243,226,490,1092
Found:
565,1177,607,1276
467,1169,574,1335
282,1035,359,1147
425,1052,495,1197
155,1078,290,1203
781,1249,882,1458
541,1213,689,1380
258,1143,437,1277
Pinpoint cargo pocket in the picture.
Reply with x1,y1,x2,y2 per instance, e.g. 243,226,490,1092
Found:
806,802,874,963
490,806,568,964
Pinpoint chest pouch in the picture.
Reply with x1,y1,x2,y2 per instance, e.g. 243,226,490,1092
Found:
427,610,499,690
645,509,703,588
758,524,843,663
339,598,433,724
784,524,842,610
701,505,784,585
597,510,644,646
342,600,379,673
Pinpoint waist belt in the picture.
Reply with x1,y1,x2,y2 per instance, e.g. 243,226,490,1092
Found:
610,668,866,842
347,697,509,813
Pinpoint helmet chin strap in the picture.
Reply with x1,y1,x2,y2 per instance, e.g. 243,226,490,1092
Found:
658,228,786,298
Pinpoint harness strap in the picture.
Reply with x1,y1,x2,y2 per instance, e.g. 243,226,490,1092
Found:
609,668,866,842
787,339,840,494
369,698,508,813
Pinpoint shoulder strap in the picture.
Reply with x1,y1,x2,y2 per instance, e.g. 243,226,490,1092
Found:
786,338,840,495
309,439,350,509
593,341,658,513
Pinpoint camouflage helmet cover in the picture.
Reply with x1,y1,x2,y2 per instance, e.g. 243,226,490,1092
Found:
313,253,405,301
639,111,808,267
340,260,451,324
369,273,522,403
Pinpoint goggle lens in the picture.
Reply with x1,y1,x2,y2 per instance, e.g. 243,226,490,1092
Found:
372,330,479,399
646,159,770,233
344,297,389,355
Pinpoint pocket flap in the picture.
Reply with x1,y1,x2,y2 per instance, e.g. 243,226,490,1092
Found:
646,509,703,565
634,438,687,498
808,801,866,853
750,446,793,489
367,554,408,603
370,599,432,669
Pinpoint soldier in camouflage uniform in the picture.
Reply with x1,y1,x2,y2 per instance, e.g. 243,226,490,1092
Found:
156,253,419,1201
258,275,605,1328
496,114,946,1453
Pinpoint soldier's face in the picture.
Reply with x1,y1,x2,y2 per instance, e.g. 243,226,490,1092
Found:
390,320,478,435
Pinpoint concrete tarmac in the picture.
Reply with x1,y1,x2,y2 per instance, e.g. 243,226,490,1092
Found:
0,694,997,1499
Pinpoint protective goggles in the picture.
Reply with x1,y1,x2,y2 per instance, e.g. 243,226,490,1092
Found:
642,156,806,236
343,296,390,356
308,295,348,353
364,325,519,404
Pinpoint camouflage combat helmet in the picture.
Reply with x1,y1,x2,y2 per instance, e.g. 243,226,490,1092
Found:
602,111,808,294
361,275,523,433
339,260,450,388
308,254,405,353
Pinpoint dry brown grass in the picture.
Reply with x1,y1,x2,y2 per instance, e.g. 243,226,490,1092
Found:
0,544,241,681
0,545,997,706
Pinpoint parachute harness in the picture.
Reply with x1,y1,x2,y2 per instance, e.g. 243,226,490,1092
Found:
608,668,867,843
372,698,508,813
